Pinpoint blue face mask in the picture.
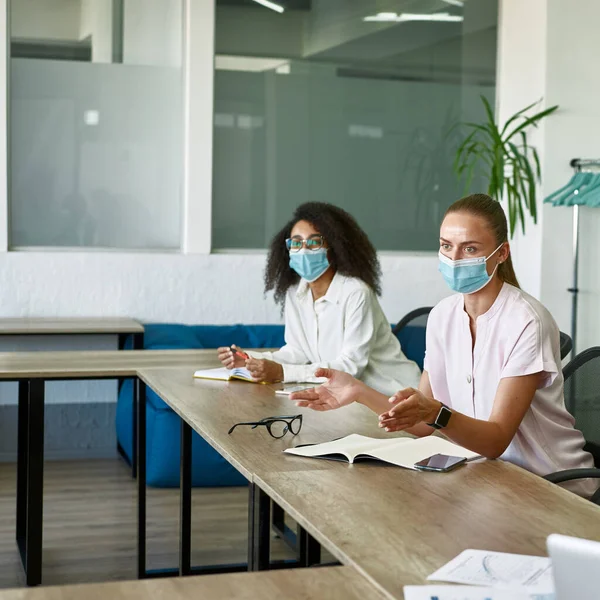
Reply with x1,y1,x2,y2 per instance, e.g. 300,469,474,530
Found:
438,244,503,295
289,248,330,283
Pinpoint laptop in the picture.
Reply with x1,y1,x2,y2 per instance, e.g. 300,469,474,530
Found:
547,533,600,599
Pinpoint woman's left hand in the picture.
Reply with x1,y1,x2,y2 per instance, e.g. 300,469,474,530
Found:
378,388,440,432
245,358,284,383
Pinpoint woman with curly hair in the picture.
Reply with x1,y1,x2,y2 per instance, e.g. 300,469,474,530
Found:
217,202,421,393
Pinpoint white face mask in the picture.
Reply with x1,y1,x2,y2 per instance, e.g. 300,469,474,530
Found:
438,244,504,294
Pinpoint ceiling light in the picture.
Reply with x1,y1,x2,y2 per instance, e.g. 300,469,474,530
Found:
442,0,464,6
251,0,285,13
399,12,463,22
363,12,400,22
363,11,463,23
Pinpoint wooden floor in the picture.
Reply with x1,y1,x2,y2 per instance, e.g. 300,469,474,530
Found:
0,459,295,589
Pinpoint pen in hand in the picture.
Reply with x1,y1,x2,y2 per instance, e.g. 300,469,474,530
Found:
230,346,249,360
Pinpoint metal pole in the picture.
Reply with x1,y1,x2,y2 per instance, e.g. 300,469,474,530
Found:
570,204,580,355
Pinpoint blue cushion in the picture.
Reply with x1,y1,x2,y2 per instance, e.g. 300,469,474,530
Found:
116,323,285,488
143,323,202,350
116,379,246,487
191,324,285,350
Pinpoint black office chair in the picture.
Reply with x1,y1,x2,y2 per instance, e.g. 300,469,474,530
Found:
559,331,573,360
543,347,600,505
392,307,433,335
392,307,433,372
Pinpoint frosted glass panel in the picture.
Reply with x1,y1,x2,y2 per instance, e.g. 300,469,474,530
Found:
9,0,183,249
10,59,182,249
213,0,498,251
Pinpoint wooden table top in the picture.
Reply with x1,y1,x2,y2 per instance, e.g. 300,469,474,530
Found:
256,461,600,599
0,566,384,599
0,318,144,335
140,365,600,600
138,365,403,481
0,350,221,380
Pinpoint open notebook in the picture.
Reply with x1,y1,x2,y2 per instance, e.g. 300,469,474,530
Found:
193,367,257,383
284,434,480,470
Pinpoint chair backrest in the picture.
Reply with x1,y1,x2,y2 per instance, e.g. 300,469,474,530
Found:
392,307,433,371
392,307,433,335
563,347,600,467
560,331,573,360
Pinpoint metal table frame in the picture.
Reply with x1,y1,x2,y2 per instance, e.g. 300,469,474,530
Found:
15,352,325,587
12,329,143,587
135,379,323,579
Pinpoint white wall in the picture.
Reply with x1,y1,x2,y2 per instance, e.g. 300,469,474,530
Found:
497,0,600,353
0,251,447,324
123,0,182,67
542,0,600,353
79,0,112,63
495,0,546,300
11,0,81,41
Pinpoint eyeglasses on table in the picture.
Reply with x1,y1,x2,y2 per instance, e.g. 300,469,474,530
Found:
228,414,303,439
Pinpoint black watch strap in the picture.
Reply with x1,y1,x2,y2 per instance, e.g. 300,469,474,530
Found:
427,402,452,430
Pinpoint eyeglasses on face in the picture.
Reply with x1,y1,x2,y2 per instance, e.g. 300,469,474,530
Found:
227,414,303,439
285,235,324,253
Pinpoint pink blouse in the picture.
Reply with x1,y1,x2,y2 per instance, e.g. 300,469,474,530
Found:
424,283,595,497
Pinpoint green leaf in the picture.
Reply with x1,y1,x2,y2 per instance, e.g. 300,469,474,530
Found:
454,130,479,171
505,105,559,141
464,160,477,193
500,99,542,137
532,147,542,180
494,144,504,200
452,97,557,237
506,182,519,236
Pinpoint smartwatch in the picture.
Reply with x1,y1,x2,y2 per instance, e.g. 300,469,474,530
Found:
427,402,452,430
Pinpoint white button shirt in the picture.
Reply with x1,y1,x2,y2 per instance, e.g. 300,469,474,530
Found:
250,272,421,395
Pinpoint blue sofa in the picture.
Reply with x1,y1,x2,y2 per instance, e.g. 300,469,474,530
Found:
116,322,425,487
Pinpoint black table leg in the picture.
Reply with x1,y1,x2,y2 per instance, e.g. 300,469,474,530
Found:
117,333,138,478
179,419,192,576
16,381,29,553
248,483,270,572
16,379,45,587
132,332,144,351
130,333,144,479
298,527,321,567
272,502,285,534
136,377,147,579
117,334,126,351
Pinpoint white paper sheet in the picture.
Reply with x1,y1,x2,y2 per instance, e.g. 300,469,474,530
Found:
427,550,554,592
404,585,555,600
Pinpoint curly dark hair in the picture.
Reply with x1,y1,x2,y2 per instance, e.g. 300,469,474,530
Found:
264,202,382,305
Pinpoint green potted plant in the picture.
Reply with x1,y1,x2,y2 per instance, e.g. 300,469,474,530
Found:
453,96,558,236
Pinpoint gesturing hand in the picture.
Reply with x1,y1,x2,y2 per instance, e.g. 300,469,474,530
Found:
379,388,440,432
245,358,284,383
217,345,247,369
290,369,363,411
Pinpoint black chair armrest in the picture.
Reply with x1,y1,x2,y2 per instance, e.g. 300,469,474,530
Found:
544,468,600,484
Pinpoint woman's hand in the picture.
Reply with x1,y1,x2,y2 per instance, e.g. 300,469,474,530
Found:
378,388,440,432
245,358,284,383
290,368,364,411
217,345,246,369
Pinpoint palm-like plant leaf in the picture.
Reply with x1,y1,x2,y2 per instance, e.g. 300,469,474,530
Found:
453,96,558,236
